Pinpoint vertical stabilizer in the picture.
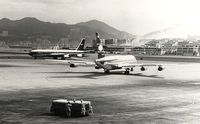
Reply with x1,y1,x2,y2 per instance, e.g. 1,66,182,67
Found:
76,38,85,50
95,32,105,59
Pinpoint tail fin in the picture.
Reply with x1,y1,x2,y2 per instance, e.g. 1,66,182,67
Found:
76,38,85,50
95,32,105,59
96,32,101,46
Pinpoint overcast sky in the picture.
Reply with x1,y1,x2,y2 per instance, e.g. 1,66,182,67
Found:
0,0,200,35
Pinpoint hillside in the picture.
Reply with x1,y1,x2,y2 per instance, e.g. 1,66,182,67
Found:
0,17,135,42
77,19,134,39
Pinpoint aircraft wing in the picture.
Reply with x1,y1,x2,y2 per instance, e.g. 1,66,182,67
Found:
116,62,164,71
50,53,83,55
50,53,65,55
117,63,162,68
69,61,95,66
46,59,95,67
50,52,86,58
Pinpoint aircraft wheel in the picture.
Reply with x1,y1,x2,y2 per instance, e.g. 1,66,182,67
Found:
104,69,110,74
130,68,133,71
124,71,130,75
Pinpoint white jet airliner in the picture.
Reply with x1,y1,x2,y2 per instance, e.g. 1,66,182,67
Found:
51,33,164,74
29,38,86,59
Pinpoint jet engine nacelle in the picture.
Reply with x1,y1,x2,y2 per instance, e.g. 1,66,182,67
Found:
141,66,146,71
77,54,83,57
69,63,76,68
95,66,100,69
64,54,70,58
158,66,164,71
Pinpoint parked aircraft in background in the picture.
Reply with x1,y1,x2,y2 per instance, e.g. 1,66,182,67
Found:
50,32,164,74
29,38,86,59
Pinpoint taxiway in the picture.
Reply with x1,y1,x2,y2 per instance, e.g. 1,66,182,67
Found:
1,55,200,123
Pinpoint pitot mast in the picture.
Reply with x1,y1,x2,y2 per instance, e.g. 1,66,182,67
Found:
95,32,105,59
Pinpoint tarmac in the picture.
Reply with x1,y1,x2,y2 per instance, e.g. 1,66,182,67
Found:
1,54,200,123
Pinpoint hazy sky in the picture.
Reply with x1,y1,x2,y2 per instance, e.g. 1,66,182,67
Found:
1,0,200,35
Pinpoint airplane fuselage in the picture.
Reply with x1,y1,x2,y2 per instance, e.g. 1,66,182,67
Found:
95,55,137,70
65,32,164,74
29,49,84,58
29,38,86,59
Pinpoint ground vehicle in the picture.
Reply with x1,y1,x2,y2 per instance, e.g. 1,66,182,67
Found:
50,99,93,117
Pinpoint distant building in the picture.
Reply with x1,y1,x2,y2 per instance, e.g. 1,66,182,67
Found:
145,40,161,48
177,42,200,56
34,39,51,49
161,41,178,55
59,38,69,48
105,39,115,46
130,47,163,55
177,47,199,56
117,39,127,46
177,41,189,47
0,41,8,48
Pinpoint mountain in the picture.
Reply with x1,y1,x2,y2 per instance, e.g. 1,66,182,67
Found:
77,19,134,39
0,17,135,42
0,17,70,38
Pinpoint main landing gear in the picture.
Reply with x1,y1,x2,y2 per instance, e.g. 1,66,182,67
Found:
104,69,110,74
104,69,132,75
124,69,130,75
124,68,133,75
124,70,130,75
